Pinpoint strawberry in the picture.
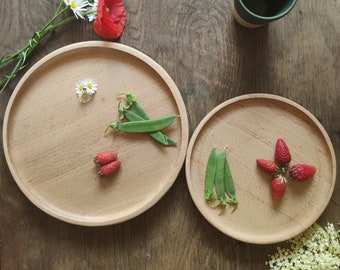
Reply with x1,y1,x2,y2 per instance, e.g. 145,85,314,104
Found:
256,159,278,174
271,175,287,200
275,138,291,167
98,160,121,177
289,164,316,182
94,151,117,165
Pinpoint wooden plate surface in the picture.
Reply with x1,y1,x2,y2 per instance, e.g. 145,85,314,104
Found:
185,94,336,244
3,41,189,226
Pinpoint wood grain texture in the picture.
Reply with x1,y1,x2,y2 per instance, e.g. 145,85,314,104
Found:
1,0,339,269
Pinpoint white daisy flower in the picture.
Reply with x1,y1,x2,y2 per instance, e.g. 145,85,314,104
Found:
82,77,98,93
87,0,98,22
75,78,97,103
75,80,85,93
65,0,89,20
77,90,93,103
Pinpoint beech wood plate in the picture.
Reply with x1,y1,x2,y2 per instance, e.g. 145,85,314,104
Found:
3,41,189,226
185,94,336,244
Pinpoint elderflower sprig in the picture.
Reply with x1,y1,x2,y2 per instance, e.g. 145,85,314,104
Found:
266,223,340,270
0,0,98,94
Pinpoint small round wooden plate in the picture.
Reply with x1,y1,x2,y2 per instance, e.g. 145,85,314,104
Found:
185,94,336,244
3,41,189,226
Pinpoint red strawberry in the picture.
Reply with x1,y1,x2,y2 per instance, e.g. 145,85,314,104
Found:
275,138,291,167
289,164,316,182
94,151,117,165
271,175,287,200
98,160,121,177
256,159,278,174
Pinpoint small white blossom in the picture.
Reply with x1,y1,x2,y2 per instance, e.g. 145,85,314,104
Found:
266,223,340,270
82,77,98,94
64,0,89,19
75,78,97,103
77,90,93,103
87,0,98,21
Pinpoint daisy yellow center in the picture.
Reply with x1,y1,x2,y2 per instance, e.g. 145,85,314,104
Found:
71,2,77,9
87,83,92,88
82,92,88,99
78,85,83,90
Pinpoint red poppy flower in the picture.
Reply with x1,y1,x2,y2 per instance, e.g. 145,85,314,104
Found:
93,0,127,40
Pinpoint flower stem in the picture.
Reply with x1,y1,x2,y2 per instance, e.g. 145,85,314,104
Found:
0,1,78,93
0,4,68,66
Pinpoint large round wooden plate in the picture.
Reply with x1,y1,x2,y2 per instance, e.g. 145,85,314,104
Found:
185,94,336,244
3,41,189,226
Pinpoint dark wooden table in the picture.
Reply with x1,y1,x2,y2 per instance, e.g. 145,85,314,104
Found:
1,1,339,269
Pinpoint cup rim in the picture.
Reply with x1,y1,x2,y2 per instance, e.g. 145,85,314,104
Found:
238,0,297,20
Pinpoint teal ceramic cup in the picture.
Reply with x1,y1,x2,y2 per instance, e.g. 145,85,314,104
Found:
233,0,297,28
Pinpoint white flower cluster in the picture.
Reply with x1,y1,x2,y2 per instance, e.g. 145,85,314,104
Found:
63,0,98,21
266,223,340,270
75,78,98,103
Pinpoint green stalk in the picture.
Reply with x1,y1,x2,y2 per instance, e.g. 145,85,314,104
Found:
0,0,96,94
0,4,68,66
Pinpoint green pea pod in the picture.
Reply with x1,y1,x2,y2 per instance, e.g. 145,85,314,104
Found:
214,149,227,208
107,114,177,133
204,147,217,201
224,152,238,206
119,107,176,146
118,93,176,145
128,98,149,120
121,93,149,120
